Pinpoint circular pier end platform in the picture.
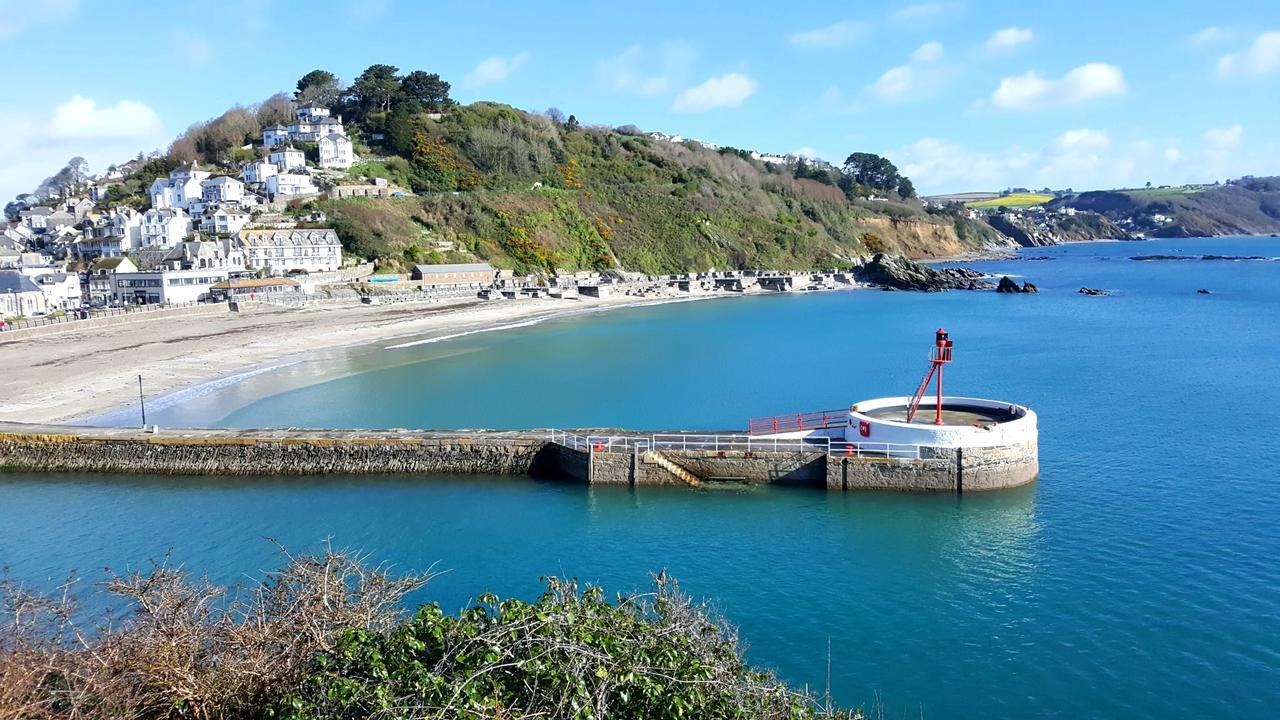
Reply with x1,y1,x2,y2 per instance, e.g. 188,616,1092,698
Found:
849,396,1039,490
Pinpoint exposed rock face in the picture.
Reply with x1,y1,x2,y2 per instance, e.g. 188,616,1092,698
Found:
1078,287,1109,296
1132,254,1269,262
987,211,1133,247
996,276,1039,294
853,253,995,292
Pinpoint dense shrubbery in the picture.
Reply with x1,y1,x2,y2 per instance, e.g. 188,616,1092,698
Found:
0,549,851,720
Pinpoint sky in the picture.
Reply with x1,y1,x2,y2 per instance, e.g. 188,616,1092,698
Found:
1,0,1278,201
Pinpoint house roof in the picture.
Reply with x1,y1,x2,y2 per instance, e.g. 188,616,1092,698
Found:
92,257,131,270
414,263,496,274
211,277,300,290
0,270,41,293
237,229,339,247
205,175,243,185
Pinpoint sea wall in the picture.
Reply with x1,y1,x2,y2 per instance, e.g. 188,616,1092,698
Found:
0,427,547,477
0,303,229,342
0,424,1037,491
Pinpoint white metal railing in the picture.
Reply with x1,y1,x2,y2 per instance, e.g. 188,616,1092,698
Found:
548,430,932,460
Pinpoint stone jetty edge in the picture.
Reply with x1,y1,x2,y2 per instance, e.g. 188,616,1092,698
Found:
0,423,1037,492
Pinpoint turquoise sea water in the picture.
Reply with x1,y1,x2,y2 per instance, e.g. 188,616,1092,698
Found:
3,236,1280,718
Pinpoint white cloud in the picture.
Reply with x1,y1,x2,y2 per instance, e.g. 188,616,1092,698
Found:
671,73,757,113
47,96,165,143
912,41,943,62
985,27,1033,51
987,62,1126,110
0,0,78,38
595,43,695,97
0,95,167,201
870,65,916,100
463,52,529,88
890,2,961,24
865,45,952,102
892,125,1276,195
1203,124,1243,150
1190,26,1228,46
172,30,213,65
789,20,869,47
1217,31,1280,76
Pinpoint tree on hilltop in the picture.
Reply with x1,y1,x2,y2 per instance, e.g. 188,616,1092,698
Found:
400,70,452,111
295,69,344,106
350,64,402,114
841,152,901,193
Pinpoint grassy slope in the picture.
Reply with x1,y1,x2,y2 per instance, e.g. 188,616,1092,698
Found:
312,103,1006,274
1062,179,1280,237
965,193,1053,209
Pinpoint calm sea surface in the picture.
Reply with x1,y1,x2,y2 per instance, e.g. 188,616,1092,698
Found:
4,237,1279,719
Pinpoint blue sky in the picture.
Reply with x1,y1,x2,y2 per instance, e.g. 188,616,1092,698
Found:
2,0,1278,200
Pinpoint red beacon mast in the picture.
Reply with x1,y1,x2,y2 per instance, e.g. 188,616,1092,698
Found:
906,328,954,425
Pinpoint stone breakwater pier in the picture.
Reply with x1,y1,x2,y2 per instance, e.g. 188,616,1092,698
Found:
0,413,1038,492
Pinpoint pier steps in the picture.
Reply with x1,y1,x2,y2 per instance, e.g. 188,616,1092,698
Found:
642,450,703,487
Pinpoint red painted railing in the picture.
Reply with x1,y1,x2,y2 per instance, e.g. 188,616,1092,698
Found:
747,409,850,435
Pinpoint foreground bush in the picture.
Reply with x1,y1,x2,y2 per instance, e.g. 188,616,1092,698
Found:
1,550,850,719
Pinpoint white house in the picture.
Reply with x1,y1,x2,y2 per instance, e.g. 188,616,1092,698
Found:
140,208,192,249
201,175,245,205
318,132,354,169
19,207,53,230
296,103,331,123
237,228,342,274
0,271,49,317
263,124,290,148
287,116,344,143
242,159,278,184
265,173,318,200
31,271,82,311
269,147,306,172
150,164,211,210
112,268,231,305
76,207,143,258
87,256,137,304
202,207,251,235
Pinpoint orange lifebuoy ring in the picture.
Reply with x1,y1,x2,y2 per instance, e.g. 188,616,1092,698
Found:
858,420,871,438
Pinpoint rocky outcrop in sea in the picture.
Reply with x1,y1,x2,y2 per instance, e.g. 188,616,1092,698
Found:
854,254,995,292
996,276,1039,294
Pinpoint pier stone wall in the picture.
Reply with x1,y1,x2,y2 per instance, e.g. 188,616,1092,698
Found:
660,451,827,485
0,424,1037,492
956,439,1039,491
0,430,548,477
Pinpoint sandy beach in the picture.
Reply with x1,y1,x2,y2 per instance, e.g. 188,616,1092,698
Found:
0,291,751,425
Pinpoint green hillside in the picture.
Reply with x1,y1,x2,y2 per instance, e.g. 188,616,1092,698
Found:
311,99,1006,274
1060,178,1280,237
86,66,1008,275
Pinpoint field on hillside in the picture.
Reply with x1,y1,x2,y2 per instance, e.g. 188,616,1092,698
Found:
965,193,1053,208
1121,187,1202,199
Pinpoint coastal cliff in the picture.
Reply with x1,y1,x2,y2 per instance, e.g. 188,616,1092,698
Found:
987,211,1132,247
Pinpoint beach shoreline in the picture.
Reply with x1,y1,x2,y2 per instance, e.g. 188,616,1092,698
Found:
2,287,856,427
